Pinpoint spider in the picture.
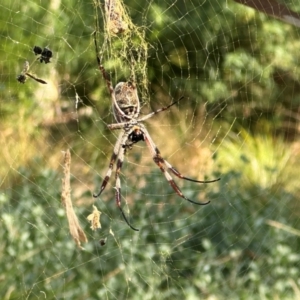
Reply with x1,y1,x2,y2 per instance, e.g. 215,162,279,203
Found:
93,36,220,231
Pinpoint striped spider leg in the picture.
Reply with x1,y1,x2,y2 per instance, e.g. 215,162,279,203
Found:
93,128,140,231
140,124,220,205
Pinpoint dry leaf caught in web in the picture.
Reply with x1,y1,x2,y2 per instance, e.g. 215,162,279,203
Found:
61,149,88,249
87,205,102,231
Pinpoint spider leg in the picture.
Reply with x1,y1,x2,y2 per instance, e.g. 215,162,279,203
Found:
93,131,124,198
142,125,214,205
106,96,186,130
93,31,114,96
115,141,139,231
138,96,185,122
93,130,139,230
163,161,220,183
93,31,132,121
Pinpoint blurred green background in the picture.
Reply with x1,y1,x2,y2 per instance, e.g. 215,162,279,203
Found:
1,0,300,299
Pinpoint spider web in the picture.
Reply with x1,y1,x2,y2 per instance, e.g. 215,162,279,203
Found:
1,0,300,299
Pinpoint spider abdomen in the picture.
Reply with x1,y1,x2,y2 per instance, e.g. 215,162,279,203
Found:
114,82,140,122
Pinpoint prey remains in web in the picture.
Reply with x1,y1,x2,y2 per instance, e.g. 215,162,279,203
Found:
17,46,52,85
93,33,220,231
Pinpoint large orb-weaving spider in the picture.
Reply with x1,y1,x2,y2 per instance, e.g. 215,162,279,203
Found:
93,35,220,231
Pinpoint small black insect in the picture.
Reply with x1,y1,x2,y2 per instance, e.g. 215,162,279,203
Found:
33,46,52,64
40,47,52,64
33,46,43,55
99,238,107,246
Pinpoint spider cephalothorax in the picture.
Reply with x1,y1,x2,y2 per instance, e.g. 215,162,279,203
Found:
125,126,145,149
93,33,220,231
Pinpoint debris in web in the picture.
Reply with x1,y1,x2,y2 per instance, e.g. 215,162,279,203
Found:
61,149,88,249
33,45,53,64
104,0,129,34
17,60,47,85
87,205,102,230
94,0,150,105
99,238,107,246
266,219,300,237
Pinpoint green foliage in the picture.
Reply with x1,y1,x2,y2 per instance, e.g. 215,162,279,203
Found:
1,0,300,299
216,130,294,189
1,153,299,299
